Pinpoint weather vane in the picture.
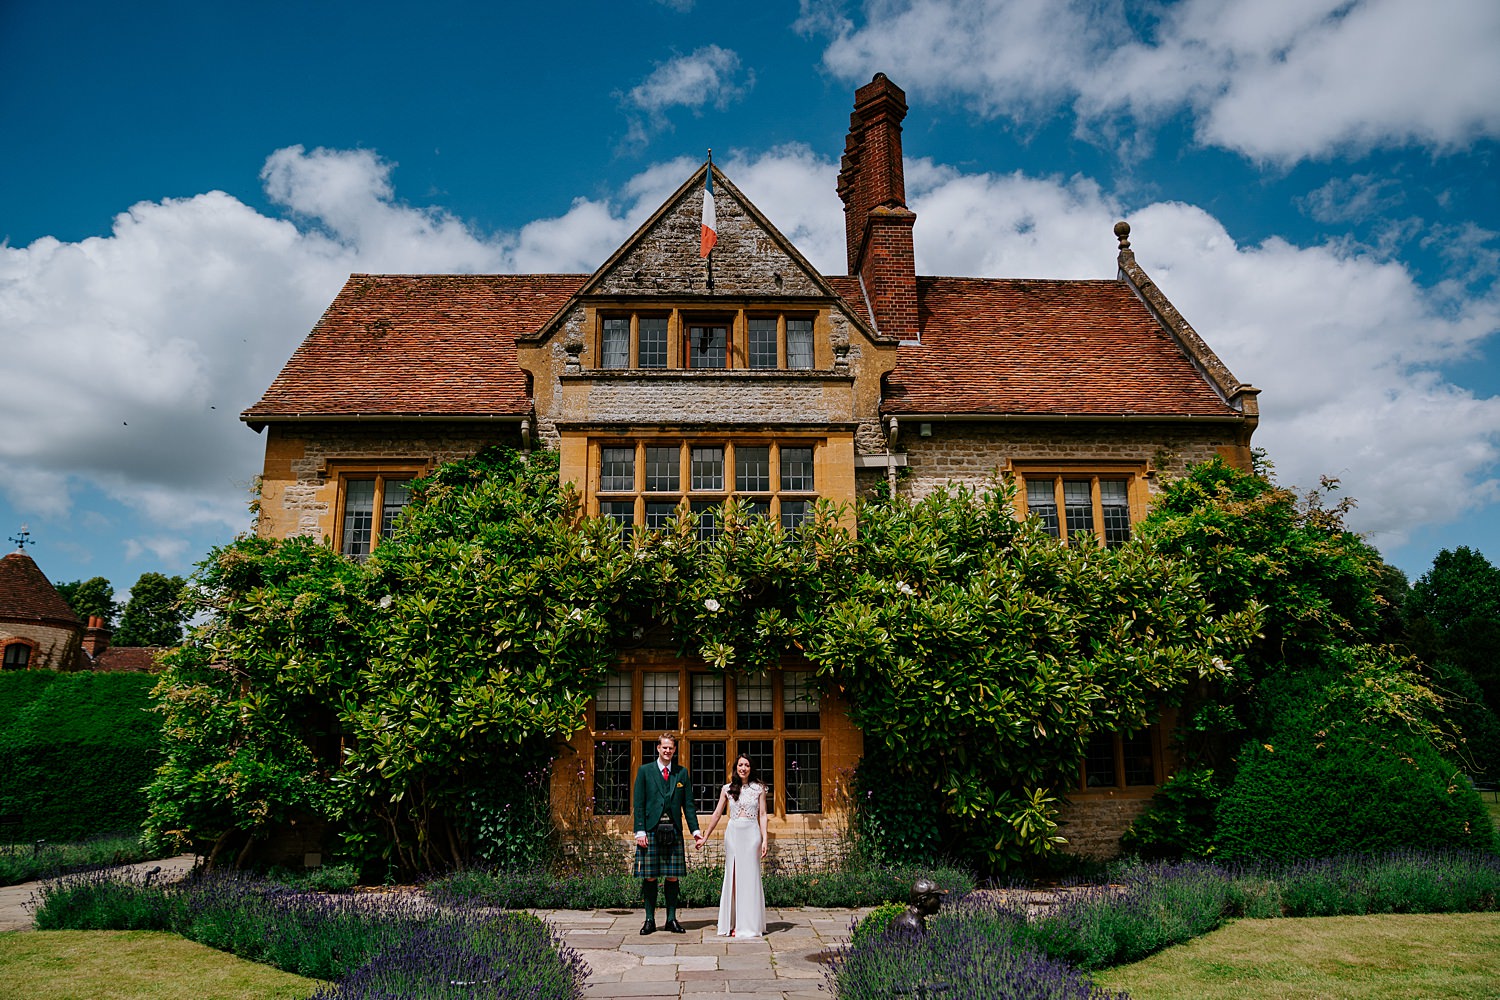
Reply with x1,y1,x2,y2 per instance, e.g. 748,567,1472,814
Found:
9,524,31,551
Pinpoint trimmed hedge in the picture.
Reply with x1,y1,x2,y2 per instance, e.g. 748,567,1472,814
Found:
1216,723,1496,860
0,671,161,840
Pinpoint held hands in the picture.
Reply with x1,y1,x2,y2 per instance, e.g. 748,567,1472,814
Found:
635,834,648,849
693,831,705,850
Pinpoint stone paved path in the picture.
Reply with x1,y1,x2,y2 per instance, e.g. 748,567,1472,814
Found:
0,854,198,932
537,904,875,999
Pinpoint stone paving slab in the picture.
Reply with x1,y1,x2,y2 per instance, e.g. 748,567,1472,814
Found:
541,902,873,999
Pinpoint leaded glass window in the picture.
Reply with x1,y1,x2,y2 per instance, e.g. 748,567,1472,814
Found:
786,318,814,369
602,317,630,369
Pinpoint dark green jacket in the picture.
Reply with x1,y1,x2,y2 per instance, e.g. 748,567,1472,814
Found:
633,760,700,836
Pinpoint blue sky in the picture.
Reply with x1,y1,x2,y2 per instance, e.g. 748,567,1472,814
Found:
2,0,1498,599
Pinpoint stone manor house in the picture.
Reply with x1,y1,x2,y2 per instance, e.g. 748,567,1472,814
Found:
243,75,1259,857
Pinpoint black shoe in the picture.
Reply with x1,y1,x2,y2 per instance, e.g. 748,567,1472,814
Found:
664,919,685,934
640,920,657,935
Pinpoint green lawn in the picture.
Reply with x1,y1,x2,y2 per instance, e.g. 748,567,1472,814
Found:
0,930,320,1000
1093,912,1500,1000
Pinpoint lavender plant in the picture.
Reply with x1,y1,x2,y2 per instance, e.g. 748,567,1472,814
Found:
832,897,1126,1000
32,868,588,998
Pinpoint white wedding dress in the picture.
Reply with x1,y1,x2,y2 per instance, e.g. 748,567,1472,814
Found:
716,781,767,938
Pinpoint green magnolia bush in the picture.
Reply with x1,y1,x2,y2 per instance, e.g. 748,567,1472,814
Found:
147,447,1260,874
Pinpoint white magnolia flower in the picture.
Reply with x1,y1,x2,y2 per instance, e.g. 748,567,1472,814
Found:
377,595,393,609
704,598,721,612
895,581,915,596
569,607,585,621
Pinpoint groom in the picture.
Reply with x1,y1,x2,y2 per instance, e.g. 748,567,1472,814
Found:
633,733,702,934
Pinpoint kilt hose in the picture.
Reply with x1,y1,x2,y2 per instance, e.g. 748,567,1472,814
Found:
634,828,688,879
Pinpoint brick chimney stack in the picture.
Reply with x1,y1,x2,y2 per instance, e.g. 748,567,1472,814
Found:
837,73,919,341
81,616,111,659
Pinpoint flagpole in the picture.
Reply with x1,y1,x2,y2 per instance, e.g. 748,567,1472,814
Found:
705,148,714,292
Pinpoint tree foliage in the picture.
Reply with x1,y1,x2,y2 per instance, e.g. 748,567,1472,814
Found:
148,447,1259,874
55,576,117,626
1126,458,1485,858
114,572,189,646
1406,545,1500,712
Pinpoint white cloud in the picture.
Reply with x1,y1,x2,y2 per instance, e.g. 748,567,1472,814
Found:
0,146,648,543
1298,173,1406,225
620,46,754,148
812,0,1500,163
123,535,192,566
911,172,1500,546
2,140,1495,572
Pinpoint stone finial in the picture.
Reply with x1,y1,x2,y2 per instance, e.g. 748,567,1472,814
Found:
563,332,584,374
1114,220,1131,251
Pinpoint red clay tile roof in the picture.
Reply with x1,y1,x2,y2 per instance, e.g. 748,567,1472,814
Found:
92,647,164,673
882,277,1238,417
242,274,586,424
0,551,81,625
247,272,1234,423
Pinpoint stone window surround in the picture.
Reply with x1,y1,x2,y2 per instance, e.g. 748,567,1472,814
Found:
590,437,819,532
1012,461,1150,548
589,665,826,818
1074,722,1167,795
1,639,34,670
591,304,825,371
327,459,431,559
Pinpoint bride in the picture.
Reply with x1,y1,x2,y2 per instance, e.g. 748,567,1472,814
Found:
697,754,768,938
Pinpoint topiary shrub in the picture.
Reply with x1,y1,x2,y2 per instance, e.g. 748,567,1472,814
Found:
849,901,907,947
1216,723,1496,861
1121,768,1222,860
0,672,161,841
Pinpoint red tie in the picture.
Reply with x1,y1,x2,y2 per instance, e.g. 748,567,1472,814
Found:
662,766,669,782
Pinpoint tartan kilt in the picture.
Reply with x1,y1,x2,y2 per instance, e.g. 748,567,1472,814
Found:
634,828,688,878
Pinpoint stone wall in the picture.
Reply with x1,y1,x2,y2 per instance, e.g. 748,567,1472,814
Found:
0,623,80,671
1055,796,1155,859
899,419,1253,500
597,178,824,299
257,422,524,541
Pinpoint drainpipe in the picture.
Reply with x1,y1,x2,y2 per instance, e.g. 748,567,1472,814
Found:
886,417,900,497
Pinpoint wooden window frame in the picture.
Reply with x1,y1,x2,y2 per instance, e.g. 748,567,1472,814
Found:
329,461,430,559
591,438,819,534
1,641,34,670
1013,463,1148,548
587,665,827,818
591,308,823,371
1074,724,1166,795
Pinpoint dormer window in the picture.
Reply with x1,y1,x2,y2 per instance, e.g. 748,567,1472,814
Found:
688,324,728,368
748,317,814,370
602,316,668,369
591,308,824,370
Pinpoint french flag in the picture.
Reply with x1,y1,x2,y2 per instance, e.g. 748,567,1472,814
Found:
700,169,717,258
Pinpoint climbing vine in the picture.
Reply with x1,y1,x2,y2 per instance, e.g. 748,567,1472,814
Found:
147,447,1259,873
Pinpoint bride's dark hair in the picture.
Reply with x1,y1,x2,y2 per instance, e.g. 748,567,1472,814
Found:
728,754,763,801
